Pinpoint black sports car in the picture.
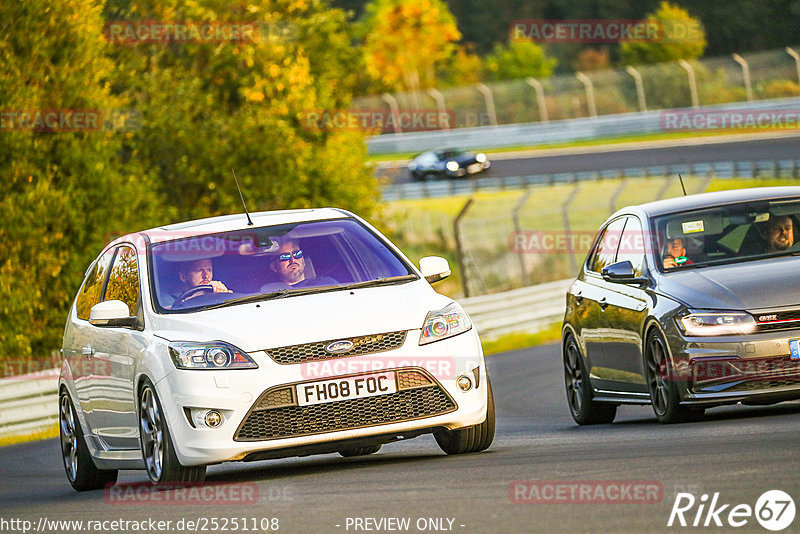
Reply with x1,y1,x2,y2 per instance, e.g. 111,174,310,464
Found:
408,148,490,181
562,187,800,424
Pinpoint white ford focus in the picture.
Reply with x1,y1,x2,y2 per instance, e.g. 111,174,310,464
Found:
59,208,494,490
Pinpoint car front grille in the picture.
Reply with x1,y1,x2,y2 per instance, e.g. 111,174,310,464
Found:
754,309,800,332
263,331,407,364
234,368,455,442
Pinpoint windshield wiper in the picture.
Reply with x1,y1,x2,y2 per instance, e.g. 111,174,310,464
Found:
341,274,418,290
202,290,296,310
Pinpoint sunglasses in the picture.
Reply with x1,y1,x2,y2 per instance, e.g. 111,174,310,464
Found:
278,249,303,262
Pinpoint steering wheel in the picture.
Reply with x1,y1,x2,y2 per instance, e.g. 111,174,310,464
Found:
173,284,215,306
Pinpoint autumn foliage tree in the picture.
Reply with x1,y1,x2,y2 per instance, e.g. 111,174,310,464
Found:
620,1,707,65
358,0,461,94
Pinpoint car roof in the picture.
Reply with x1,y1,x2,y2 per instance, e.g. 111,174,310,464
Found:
616,187,800,219
111,207,352,247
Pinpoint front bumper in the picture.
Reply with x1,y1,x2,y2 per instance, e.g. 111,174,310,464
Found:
155,329,488,466
665,325,800,405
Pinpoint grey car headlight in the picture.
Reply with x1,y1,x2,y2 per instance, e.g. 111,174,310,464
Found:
678,311,756,336
168,341,258,370
419,303,472,345
445,161,459,172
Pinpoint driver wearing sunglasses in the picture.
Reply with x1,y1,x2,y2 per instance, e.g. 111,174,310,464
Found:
268,238,337,288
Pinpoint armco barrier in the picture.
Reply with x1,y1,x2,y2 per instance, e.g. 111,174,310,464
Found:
368,97,800,155
0,280,573,441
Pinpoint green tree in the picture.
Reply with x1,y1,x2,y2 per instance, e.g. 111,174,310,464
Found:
104,0,379,221
358,0,461,93
0,0,168,361
484,40,557,81
620,1,706,65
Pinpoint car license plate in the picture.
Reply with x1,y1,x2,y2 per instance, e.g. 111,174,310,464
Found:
296,372,396,406
467,163,482,174
790,339,800,360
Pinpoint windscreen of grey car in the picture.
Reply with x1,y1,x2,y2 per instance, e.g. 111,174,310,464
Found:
149,218,416,312
651,198,800,271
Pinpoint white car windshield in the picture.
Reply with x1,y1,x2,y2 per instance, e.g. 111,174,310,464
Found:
149,218,416,312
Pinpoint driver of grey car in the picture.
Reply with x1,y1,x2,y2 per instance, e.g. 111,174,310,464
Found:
762,215,795,253
178,258,232,297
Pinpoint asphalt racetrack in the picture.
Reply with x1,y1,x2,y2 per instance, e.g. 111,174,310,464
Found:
380,134,800,184
3,344,799,533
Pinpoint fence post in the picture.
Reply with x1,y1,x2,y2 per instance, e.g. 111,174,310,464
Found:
561,185,581,274
678,60,699,109
454,198,474,297
732,53,753,102
576,72,597,118
525,77,549,123
625,66,647,112
426,88,450,130
512,190,533,286
786,47,800,85
381,93,403,133
475,83,498,127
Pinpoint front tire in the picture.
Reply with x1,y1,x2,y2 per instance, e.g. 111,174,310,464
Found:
139,381,206,485
563,335,617,425
434,375,495,455
59,391,118,491
644,330,695,424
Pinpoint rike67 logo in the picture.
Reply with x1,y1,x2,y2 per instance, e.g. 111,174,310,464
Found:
668,490,795,531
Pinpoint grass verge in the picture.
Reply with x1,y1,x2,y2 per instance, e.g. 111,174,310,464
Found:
0,423,58,447
481,322,563,356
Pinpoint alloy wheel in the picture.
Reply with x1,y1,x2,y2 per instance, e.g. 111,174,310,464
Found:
59,395,78,482
139,387,164,481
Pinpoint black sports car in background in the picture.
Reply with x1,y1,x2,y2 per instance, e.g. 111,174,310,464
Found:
562,187,800,425
408,148,490,181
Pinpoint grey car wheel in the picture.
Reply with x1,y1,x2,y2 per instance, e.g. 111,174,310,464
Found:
644,330,702,424
139,381,206,485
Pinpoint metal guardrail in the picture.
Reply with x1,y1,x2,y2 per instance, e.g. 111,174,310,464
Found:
461,278,572,340
0,280,574,441
368,97,800,155
382,158,800,201
0,369,58,440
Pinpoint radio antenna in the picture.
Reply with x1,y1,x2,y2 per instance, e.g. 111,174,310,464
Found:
678,174,687,196
232,169,254,226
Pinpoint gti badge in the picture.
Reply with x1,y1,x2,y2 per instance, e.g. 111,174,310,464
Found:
325,340,354,354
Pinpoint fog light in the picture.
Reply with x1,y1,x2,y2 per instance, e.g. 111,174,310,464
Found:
204,410,222,428
457,375,472,392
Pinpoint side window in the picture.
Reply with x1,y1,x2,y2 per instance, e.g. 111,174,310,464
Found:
588,217,627,273
75,248,116,320
104,246,140,317
616,217,646,276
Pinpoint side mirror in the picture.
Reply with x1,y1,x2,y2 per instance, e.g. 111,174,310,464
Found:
90,300,137,328
419,256,451,284
601,260,649,285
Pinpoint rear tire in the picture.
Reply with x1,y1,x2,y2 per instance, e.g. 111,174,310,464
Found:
563,335,617,425
434,375,495,455
338,444,382,457
139,380,206,485
59,391,118,491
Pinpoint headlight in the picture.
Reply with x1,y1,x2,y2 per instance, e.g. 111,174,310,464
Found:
678,312,756,336
168,341,258,370
475,153,486,163
445,161,459,172
419,303,472,345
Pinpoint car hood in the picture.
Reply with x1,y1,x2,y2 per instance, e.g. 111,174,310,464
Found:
149,281,451,352
656,256,800,310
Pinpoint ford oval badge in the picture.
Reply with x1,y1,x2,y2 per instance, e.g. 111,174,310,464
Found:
325,340,354,354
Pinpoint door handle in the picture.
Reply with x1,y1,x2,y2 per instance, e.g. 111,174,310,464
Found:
81,345,95,358
574,291,583,305
599,297,609,311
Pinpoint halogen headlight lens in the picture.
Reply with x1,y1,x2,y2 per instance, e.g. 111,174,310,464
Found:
678,312,756,336
445,161,459,172
168,342,258,370
475,153,486,163
419,303,472,345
